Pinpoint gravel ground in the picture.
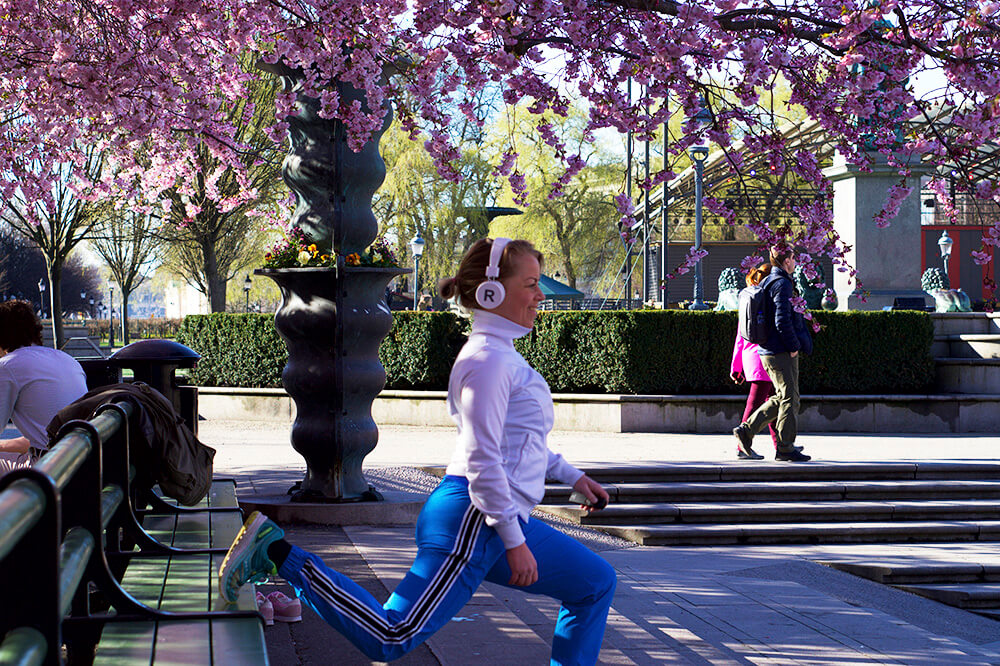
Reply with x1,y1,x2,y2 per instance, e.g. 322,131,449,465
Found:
362,465,636,553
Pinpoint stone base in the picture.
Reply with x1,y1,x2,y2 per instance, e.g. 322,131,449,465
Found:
240,489,425,526
843,289,930,311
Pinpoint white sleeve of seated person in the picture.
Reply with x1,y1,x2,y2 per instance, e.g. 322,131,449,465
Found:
0,365,17,434
455,355,526,549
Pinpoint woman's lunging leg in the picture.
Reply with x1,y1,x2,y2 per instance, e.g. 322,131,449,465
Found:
485,517,616,665
277,479,502,662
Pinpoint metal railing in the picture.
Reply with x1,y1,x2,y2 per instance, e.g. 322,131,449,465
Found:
0,398,256,665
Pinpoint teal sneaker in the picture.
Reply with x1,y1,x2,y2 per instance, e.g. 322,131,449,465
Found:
219,511,285,603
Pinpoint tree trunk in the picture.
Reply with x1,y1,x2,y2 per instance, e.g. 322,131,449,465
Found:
121,287,131,345
48,264,64,349
202,242,227,313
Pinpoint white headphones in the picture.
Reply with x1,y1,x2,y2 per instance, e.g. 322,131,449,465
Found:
474,238,511,309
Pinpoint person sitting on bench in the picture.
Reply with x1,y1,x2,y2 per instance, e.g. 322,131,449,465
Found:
0,300,88,473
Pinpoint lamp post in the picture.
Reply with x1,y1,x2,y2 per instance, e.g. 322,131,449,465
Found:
109,286,115,349
410,233,425,310
38,278,46,318
688,144,710,310
89,297,95,319
243,274,252,313
938,230,954,284
80,290,86,320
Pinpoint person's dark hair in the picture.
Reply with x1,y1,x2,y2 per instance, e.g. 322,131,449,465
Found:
0,300,43,351
438,238,544,309
769,246,794,268
746,262,771,287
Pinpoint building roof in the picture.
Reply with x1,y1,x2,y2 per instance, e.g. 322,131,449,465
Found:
540,274,585,300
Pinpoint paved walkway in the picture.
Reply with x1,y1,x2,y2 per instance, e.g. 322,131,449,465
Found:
203,421,1000,664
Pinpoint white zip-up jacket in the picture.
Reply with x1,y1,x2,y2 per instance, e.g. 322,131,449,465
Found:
445,309,584,549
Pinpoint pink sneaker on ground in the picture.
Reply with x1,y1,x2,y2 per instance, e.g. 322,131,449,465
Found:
267,590,302,623
256,591,274,626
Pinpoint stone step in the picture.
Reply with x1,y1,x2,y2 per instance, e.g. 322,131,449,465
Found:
822,561,1000,585
543,479,1000,504
935,358,1000,393
895,583,1000,609
577,461,1000,484
599,520,1000,546
538,499,1000,526
933,334,1000,359
931,312,1000,336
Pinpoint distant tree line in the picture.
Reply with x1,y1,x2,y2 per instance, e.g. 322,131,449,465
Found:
0,226,101,315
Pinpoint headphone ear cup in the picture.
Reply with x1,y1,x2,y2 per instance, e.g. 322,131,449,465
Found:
475,280,506,309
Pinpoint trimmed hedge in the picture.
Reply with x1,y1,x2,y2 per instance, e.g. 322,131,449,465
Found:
176,314,288,388
517,310,935,394
380,312,470,390
176,310,935,394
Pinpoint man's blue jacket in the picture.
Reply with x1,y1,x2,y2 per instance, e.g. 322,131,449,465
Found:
758,266,813,356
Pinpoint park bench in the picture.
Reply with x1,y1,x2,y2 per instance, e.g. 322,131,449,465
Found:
0,398,267,665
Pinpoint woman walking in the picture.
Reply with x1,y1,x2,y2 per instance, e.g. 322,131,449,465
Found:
730,263,779,460
220,238,617,665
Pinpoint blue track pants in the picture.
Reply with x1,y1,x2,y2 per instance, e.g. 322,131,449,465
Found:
278,475,617,664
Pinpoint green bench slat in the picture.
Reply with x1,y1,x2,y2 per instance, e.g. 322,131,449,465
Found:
93,623,156,664
153,479,238,510
95,478,263,665
154,620,212,664
212,617,269,665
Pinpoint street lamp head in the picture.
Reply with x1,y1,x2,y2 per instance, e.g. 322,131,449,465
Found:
243,274,252,293
410,233,425,259
81,290,86,300
938,229,954,259
689,145,709,163
694,96,713,128
38,278,45,293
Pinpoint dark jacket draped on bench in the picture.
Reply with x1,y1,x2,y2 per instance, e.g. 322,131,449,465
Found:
46,382,216,506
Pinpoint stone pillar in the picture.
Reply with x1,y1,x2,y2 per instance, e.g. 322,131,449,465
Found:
823,152,929,310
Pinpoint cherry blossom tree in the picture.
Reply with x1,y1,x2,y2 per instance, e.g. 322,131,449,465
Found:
5,0,1000,286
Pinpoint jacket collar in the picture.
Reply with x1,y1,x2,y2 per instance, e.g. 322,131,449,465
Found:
471,309,532,344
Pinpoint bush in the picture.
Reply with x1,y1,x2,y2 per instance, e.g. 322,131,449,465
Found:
381,312,470,390
85,317,184,341
518,309,936,394
177,309,935,394
176,314,287,388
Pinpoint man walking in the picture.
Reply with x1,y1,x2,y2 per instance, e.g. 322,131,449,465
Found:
734,247,813,462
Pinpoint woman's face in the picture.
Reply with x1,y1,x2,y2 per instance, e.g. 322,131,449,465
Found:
493,252,544,328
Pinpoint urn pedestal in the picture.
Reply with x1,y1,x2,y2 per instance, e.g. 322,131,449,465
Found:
259,265,406,502
256,60,405,502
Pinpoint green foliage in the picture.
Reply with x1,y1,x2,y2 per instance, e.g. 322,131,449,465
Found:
380,312,470,389
921,267,949,291
793,264,827,309
718,267,742,292
177,310,935,395
175,314,288,388
801,311,936,393
86,318,183,341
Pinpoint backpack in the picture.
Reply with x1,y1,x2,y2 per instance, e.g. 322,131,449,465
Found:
738,276,774,345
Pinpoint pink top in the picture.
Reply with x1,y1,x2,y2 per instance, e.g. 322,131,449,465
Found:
730,334,771,383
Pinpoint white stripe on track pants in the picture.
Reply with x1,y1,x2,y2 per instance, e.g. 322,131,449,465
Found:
277,475,617,665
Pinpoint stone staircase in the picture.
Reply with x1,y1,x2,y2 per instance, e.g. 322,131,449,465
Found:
932,313,1000,393
40,323,106,358
824,560,1000,620
533,461,1000,546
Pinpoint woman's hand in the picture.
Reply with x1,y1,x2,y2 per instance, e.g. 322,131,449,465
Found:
730,371,744,384
572,475,610,512
506,543,538,587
